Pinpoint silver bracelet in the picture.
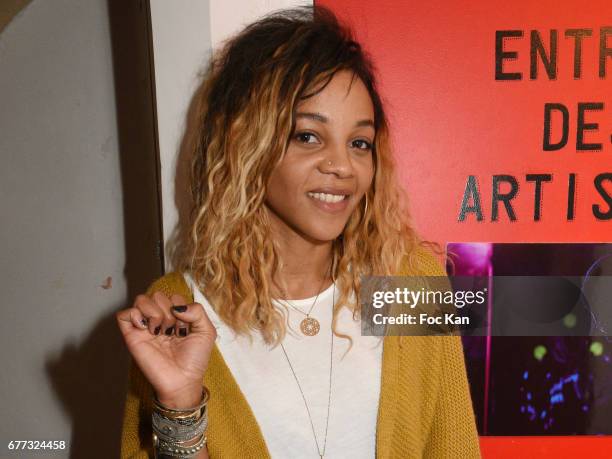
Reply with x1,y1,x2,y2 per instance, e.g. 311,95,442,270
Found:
152,387,210,457
153,410,208,444
154,432,207,458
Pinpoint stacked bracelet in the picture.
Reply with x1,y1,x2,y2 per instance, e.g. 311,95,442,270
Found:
154,432,207,458
152,387,210,458
153,387,210,421
153,410,208,443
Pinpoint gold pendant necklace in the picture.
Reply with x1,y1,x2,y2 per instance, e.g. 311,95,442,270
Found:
299,316,321,336
279,284,335,458
284,293,324,336
281,260,332,337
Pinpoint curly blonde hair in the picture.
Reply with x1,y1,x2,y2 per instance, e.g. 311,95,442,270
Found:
168,5,425,347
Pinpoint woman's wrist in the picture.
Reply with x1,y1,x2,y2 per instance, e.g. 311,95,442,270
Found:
155,383,204,409
156,390,203,410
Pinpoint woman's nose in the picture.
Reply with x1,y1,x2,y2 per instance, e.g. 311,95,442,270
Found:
320,143,353,177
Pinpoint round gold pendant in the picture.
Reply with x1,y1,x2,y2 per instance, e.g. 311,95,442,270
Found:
300,317,320,336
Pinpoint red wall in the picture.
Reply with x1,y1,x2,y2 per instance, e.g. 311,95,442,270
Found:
320,0,611,245
318,0,612,457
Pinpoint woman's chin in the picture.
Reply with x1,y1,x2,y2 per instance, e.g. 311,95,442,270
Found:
301,225,346,244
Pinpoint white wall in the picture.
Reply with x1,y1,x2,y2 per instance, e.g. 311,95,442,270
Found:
149,0,211,268
210,0,311,50
0,0,160,457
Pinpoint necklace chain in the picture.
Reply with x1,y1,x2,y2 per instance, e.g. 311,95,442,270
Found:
279,284,335,459
281,283,324,318
280,261,333,336
280,261,332,317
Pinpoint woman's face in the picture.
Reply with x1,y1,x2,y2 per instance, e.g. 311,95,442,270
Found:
265,69,375,243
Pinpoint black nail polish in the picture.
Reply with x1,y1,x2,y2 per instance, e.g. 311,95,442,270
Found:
172,305,187,313
154,326,161,335
179,328,187,337
165,327,174,336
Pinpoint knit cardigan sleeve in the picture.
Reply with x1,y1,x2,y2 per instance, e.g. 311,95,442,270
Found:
422,335,482,458
120,272,194,458
409,247,482,458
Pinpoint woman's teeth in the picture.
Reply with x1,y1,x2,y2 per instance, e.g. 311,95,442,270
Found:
307,192,346,203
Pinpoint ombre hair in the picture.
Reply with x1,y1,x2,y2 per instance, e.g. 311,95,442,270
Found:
168,5,426,347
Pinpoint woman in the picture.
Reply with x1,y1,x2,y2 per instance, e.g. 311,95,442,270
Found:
117,6,480,458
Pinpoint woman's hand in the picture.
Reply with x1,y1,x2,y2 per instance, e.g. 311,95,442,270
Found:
116,292,217,409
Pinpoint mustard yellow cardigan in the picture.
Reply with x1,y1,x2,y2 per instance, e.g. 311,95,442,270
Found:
120,249,481,458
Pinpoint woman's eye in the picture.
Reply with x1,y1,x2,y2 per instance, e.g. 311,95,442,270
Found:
352,139,373,151
294,132,319,144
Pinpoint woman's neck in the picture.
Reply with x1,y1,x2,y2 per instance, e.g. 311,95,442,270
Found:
267,215,335,300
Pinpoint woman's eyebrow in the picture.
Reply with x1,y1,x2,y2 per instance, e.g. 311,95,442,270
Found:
295,111,327,123
355,119,375,128
295,111,374,128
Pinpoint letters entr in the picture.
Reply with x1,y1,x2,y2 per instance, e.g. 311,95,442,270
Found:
495,27,612,80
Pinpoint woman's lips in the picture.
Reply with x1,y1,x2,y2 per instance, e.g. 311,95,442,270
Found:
307,191,350,214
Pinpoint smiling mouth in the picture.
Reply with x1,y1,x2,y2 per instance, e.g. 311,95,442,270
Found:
307,191,349,203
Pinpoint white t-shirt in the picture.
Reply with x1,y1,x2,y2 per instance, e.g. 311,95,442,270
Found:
183,273,383,458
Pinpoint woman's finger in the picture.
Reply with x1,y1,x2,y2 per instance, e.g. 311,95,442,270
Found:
169,298,217,340
151,291,178,336
169,294,191,337
150,291,178,335
116,307,148,336
175,319,189,337
134,293,166,336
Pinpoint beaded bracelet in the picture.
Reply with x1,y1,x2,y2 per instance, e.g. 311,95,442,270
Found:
152,386,210,458
153,410,208,444
153,432,207,458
